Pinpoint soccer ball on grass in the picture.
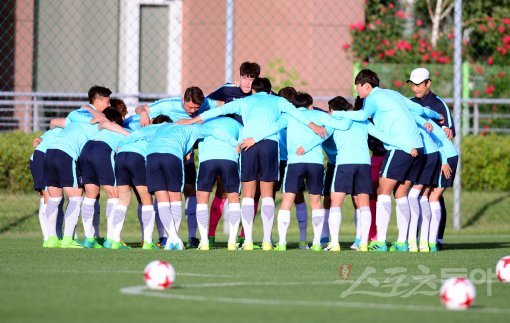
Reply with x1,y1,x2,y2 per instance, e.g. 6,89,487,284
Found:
144,260,176,290
496,255,510,283
439,277,476,310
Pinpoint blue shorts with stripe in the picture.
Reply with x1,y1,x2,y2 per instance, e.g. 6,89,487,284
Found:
146,153,183,193
380,148,425,182
438,156,458,188
283,163,324,195
79,141,116,186
196,159,240,193
332,164,371,195
30,150,46,191
115,152,147,187
240,139,279,182
322,163,335,197
416,152,441,186
43,149,80,188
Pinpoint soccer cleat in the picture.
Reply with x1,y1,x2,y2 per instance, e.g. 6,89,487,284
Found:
45,236,60,248
186,237,199,249
102,239,114,249
274,243,287,251
358,243,368,252
428,242,439,252
389,241,409,252
320,237,329,248
60,236,83,249
82,237,103,249
408,240,418,252
310,244,322,252
368,241,387,252
198,240,210,251
42,240,49,248
241,242,254,251
237,236,245,246
156,237,168,248
208,236,216,249
227,242,237,251
419,241,430,252
262,241,273,251
298,240,310,250
350,238,361,250
111,241,131,250
141,241,159,250
165,240,185,251
324,242,341,252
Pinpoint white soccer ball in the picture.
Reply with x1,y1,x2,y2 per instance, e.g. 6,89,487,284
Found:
496,255,510,283
440,277,476,310
144,260,176,290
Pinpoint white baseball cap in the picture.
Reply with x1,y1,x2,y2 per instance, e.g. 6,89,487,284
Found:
408,68,430,84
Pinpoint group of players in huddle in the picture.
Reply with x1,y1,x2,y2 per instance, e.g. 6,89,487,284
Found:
30,61,457,252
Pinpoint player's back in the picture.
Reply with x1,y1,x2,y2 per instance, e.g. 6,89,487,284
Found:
198,117,241,163
333,120,370,165
286,108,326,165
241,92,282,140
56,109,100,159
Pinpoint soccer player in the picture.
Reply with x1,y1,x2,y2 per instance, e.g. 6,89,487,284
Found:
332,69,442,252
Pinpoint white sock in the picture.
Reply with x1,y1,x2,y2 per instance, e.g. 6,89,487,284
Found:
112,204,127,242
407,188,421,242
154,203,166,239
141,205,155,243
185,196,197,239
227,203,241,244
158,202,180,243
328,207,341,245
196,203,209,241
170,201,182,233
38,198,48,240
321,208,330,240
354,208,361,239
80,197,96,239
359,206,372,244
261,197,275,243
295,202,308,242
429,201,441,244
277,209,291,245
106,198,119,240
92,199,100,238
376,194,392,242
311,209,325,245
395,197,410,242
45,197,62,237
241,198,255,243
419,196,431,243
63,196,83,238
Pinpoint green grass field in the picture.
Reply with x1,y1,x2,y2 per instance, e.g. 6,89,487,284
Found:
1,190,510,322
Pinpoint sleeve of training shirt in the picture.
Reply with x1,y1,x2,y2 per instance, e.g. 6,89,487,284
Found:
199,99,243,121
193,124,238,148
278,99,314,126
413,114,452,164
301,130,332,153
405,98,442,120
320,113,353,130
366,122,413,153
438,98,456,136
252,114,289,143
331,96,377,121
65,108,93,125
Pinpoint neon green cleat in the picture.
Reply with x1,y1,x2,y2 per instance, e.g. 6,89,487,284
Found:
42,240,49,248
358,243,368,252
310,244,322,252
44,236,60,248
141,241,159,250
198,240,210,251
419,241,430,252
428,242,438,252
368,241,387,252
111,241,131,250
82,237,103,249
298,240,309,250
274,243,287,251
389,241,408,252
102,238,114,249
241,242,254,251
262,241,273,251
60,236,83,249
408,240,418,252
324,242,341,252
227,242,237,251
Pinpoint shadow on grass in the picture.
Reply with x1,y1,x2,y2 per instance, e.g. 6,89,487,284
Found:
442,241,510,250
462,193,510,229
0,212,35,235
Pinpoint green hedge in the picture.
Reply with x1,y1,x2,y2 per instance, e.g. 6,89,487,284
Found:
0,132,509,192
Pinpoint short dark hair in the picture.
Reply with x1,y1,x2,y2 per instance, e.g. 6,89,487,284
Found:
278,87,297,102
102,107,123,126
292,92,313,108
240,61,261,78
354,69,380,88
353,96,364,111
109,98,127,118
152,115,172,124
183,86,205,105
328,96,354,112
88,85,112,104
251,77,272,93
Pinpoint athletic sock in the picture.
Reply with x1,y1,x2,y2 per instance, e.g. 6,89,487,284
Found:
369,196,378,241
277,209,291,245
328,207,341,245
154,202,166,240
105,198,119,241
354,208,361,239
141,205,155,243
158,202,179,242
227,203,241,244
209,196,226,237
45,197,62,237
376,194,392,242
321,208,330,241
311,209,325,245
112,204,127,242
359,206,372,244
241,198,255,243
407,188,421,242
196,203,209,241
185,196,197,238
419,196,431,243
63,196,83,238
137,204,144,241
261,197,275,243
170,201,183,239
81,197,96,239
395,196,411,243
56,199,64,239
38,198,48,241
92,199,100,238
295,202,308,242
438,196,447,240
429,201,441,244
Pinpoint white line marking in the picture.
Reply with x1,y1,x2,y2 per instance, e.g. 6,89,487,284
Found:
120,285,510,315
37,269,234,278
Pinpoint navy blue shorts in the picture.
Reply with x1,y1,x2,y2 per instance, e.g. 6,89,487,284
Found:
283,163,324,195
43,149,80,188
115,152,147,187
196,159,240,193
416,152,441,186
380,148,425,182
184,158,197,186
80,141,116,186
332,164,372,195
146,153,183,193
240,139,279,182
274,160,288,192
30,150,46,191
322,163,335,196
438,156,458,188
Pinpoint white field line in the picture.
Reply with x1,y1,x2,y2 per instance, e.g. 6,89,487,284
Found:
36,269,234,278
120,285,510,315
